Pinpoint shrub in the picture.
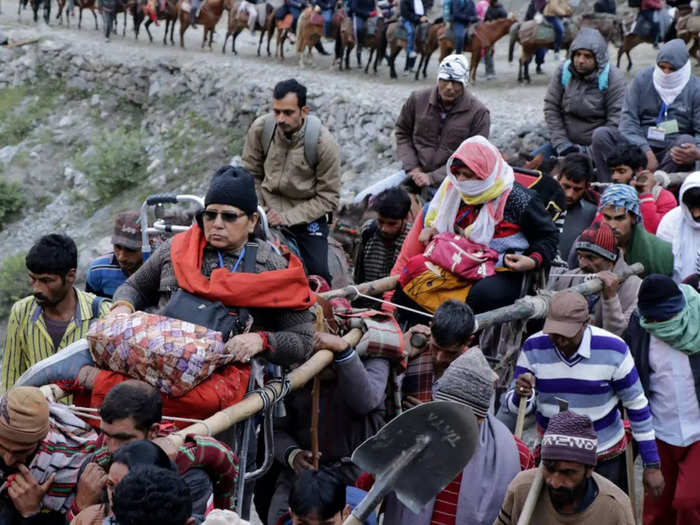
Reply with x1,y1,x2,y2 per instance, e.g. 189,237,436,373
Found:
0,253,31,317
0,179,26,225
77,127,148,201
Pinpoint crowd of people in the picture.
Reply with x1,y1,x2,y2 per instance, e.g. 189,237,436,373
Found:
1,25,700,525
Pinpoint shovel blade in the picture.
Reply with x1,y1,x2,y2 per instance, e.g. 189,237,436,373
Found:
351,401,478,513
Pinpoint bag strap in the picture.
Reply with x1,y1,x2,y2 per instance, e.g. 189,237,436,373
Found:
262,113,321,168
304,115,322,168
242,241,258,273
91,296,105,322
262,114,277,160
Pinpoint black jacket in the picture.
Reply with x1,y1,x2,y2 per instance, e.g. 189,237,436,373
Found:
624,311,700,408
350,0,375,17
400,0,423,24
485,3,507,20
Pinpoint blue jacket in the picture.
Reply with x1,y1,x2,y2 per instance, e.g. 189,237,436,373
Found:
443,0,477,24
85,254,129,299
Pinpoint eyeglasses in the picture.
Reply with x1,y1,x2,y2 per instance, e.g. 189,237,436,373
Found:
202,210,247,223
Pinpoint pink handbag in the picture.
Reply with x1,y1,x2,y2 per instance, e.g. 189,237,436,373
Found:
423,233,498,280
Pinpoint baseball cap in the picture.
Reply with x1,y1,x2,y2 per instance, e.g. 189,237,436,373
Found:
111,211,142,251
543,290,589,338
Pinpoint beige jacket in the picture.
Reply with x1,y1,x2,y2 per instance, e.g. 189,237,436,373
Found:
547,255,642,337
242,114,341,226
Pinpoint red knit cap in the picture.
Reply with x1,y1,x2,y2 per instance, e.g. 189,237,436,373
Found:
575,221,617,262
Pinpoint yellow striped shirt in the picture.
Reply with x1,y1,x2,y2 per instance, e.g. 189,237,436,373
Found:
1,289,111,393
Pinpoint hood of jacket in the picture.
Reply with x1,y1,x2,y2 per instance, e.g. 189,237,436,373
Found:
656,38,690,69
569,27,609,77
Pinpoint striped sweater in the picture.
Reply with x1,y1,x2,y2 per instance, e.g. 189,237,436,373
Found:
505,325,659,466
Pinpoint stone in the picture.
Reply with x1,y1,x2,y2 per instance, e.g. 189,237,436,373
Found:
0,145,18,165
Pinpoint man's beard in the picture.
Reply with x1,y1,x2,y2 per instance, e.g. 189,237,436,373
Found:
547,477,588,511
34,290,67,308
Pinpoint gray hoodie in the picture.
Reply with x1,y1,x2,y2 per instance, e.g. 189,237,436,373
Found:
544,27,627,152
619,39,700,152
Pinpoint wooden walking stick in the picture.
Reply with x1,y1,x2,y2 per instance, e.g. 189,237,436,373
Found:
310,306,324,470
623,409,637,517
514,396,528,440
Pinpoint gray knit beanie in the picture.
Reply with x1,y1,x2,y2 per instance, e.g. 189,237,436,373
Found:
434,348,493,418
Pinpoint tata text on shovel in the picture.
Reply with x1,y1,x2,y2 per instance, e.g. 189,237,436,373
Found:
343,400,479,525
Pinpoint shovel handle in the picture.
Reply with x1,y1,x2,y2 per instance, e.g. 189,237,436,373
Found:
516,465,544,525
514,396,528,440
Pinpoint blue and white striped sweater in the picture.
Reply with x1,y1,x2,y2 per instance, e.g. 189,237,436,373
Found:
506,325,659,466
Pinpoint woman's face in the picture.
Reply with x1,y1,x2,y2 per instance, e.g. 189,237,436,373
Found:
202,204,258,251
452,165,480,182
107,462,129,507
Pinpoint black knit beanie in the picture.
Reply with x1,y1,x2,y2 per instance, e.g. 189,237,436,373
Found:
204,166,258,215
638,274,686,320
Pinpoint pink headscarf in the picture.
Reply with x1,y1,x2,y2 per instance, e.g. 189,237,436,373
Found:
476,0,489,21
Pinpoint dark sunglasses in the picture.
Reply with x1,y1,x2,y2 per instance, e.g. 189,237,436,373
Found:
202,210,247,223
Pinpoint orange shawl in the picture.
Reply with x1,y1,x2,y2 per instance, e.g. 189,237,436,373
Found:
170,226,315,310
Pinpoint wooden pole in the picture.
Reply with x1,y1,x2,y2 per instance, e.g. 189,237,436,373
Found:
167,328,363,448
318,275,399,301
623,409,637,518
514,396,528,440
474,262,644,332
310,308,324,470
516,465,544,525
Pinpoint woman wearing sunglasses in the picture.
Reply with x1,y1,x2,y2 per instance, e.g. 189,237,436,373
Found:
109,166,315,366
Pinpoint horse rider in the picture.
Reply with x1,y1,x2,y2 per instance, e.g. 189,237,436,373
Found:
400,0,428,72
443,0,479,55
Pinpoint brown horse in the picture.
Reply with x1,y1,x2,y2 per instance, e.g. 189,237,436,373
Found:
222,2,275,55
296,7,325,66
334,10,385,72
134,0,178,43
432,16,517,84
616,12,686,71
385,20,430,79
414,19,443,80
178,0,226,49
508,19,576,83
274,11,293,60
56,0,99,29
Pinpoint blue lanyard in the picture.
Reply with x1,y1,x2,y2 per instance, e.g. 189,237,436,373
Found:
218,247,246,273
656,102,667,126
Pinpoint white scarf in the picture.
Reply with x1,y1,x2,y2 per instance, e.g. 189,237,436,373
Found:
673,172,700,282
653,60,692,106
414,0,424,16
426,136,514,247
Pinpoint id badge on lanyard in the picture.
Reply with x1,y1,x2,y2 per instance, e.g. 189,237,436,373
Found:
649,102,679,141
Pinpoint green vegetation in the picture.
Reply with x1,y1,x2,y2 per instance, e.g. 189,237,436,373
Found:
0,80,67,146
0,253,30,317
0,177,26,226
75,127,148,202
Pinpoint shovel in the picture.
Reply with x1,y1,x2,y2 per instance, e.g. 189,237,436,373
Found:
343,401,479,525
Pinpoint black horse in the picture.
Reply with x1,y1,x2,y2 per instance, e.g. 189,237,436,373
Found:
18,0,51,24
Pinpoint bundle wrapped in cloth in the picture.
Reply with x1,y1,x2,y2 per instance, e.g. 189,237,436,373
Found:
87,312,236,397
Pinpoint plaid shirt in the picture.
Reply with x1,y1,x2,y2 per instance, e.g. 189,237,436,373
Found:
402,350,437,403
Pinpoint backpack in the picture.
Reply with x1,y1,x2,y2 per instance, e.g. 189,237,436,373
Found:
561,59,610,91
261,113,322,168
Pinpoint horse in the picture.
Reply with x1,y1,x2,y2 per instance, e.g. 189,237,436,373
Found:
576,12,623,47
385,20,430,79
295,6,325,66
334,10,385,72
56,0,99,29
19,0,50,23
616,9,684,71
274,9,294,60
509,18,576,83
222,2,275,55
178,0,226,49
134,0,178,43
433,15,517,84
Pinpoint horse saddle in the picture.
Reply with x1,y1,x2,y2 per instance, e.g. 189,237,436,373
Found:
277,12,293,29
310,11,324,26
519,18,575,45
394,22,408,41
415,21,429,48
366,15,379,36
